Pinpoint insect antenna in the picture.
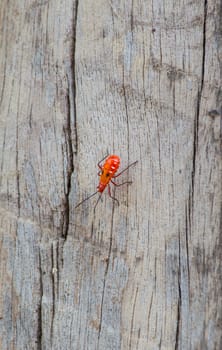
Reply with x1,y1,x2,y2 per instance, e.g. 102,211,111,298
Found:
75,191,98,209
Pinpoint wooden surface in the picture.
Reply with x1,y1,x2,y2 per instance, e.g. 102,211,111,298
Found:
0,0,221,349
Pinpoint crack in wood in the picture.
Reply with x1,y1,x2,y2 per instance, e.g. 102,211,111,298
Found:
16,97,21,218
185,204,190,292
37,249,43,350
129,286,138,350
67,0,79,156
175,233,181,350
50,243,56,341
192,0,207,197
191,0,207,206
97,203,115,344
122,81,130,157
175,284,181,350
0,127,6,188
147,292,153,337
62,0,79,240
73,0,79,156
62,88,74,240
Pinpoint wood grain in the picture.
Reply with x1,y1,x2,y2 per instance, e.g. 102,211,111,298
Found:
0,0,221,349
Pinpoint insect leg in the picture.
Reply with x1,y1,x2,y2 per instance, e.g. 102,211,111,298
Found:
111,180,132,186
108,184,119,205
113,160,138,178
94,193,102,212
97,154,109,170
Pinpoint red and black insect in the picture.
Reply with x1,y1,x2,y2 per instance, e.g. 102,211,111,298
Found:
75,155,138,210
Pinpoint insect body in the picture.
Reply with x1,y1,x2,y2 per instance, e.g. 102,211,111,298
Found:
75,154,138,210
97,155,120,192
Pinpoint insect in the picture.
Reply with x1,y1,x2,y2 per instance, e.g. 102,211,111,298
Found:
75,154,138,210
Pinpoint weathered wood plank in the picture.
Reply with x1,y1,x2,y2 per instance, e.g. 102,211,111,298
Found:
0,0,221,349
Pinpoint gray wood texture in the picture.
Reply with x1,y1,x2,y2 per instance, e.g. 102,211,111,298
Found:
0,0,221,349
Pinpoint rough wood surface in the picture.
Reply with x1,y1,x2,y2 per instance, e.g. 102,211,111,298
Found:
0,0,221,349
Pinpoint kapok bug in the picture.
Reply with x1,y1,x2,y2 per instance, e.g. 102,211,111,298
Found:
75,154,138,210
